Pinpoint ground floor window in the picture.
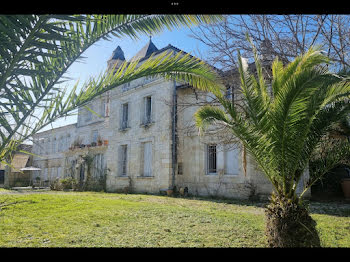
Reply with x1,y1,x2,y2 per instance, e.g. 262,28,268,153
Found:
224,144,240,175
142,142,152,176
119,145,128,176
207,144,217,174
92,153,104,178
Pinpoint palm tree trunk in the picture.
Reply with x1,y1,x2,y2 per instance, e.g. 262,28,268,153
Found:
265,193,320,247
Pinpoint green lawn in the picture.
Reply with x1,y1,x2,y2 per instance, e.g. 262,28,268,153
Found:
0,189,349,247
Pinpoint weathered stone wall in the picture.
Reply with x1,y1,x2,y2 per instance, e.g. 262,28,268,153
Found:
30,44,311,199
32,76,175,194
105,77,175,194
32,124,77,181
174,87,311,200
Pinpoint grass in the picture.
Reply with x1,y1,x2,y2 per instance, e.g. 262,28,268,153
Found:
0,189,349,247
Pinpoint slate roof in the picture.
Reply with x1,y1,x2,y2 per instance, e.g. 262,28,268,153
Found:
109,46,125,61
129,39,159,62
109,39,223,75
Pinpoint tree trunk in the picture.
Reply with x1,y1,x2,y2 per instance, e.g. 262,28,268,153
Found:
265,193,321,247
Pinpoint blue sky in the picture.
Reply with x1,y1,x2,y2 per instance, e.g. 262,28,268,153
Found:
46,26,209,130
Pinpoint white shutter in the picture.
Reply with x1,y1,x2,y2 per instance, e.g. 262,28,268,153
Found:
143,97,147,124
57,167,62,178
43,168,48,180
101,98,105,117
143,142,152,176
225,144,240,175
217,144,224,171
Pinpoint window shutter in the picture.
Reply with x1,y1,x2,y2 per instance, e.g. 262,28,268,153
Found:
144,97,148,124
141,98,145,125
125,103,128,127
119,103,123,128
143,142,152,176
225,144,240,175
101,98,105,117
118,146,123,176
217,144,224,171
105,92,110,117
150,96,154,122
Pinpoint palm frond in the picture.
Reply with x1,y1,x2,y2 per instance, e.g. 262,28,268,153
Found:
0,14,224,161
195,39,350,198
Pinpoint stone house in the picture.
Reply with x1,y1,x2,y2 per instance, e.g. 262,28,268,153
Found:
2,144,34,187
31,39,310,199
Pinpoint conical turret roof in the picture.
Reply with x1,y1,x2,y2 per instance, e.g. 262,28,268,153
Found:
109,46,125,60
130,38,158,62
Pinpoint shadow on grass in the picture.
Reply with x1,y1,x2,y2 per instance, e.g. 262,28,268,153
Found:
171,194,350,217
175,194,269,209
2,188,350,217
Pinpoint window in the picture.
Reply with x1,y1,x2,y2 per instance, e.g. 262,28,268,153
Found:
85,106,92,122
52,138,56,154
92,153,104,178
46,138,50,154
105,92,110,117
58,137,63,152
224,144,240,175
177,163,183,175
121,103,129,129
100,98,106,117
43,168,48,180
38,139,44,155
142,142,152,176
51,167,57,179
207,144,217,174
143,96,152,124
119,145,128,176
66,135,71,151
92,130,98,144
57,167,62,178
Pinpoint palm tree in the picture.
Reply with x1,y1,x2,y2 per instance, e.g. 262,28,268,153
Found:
194,38,350,247
0,14,223,166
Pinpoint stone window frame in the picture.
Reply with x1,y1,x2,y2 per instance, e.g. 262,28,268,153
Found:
121,102,129,130
207,144,217,175
140,92,155,127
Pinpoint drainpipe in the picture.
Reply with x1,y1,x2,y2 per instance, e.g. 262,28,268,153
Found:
171,80,177,190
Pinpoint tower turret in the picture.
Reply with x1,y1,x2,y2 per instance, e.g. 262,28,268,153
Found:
107,46,125,72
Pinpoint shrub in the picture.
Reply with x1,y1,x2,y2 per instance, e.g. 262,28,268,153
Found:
60,177,78,190
50,178,62,191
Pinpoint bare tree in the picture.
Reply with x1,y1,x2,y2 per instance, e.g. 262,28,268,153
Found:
190,15,350,72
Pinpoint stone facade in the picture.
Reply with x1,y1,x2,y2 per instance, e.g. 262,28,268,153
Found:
31,40,310,200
